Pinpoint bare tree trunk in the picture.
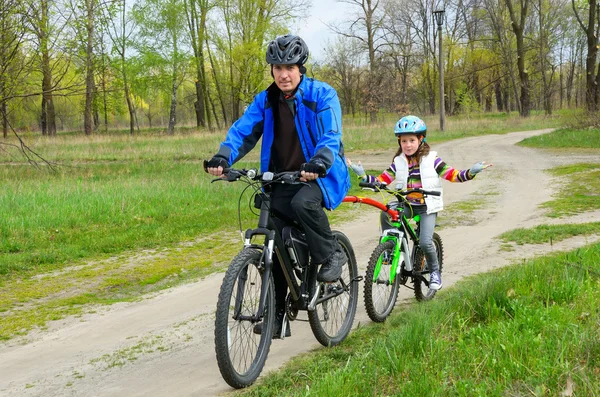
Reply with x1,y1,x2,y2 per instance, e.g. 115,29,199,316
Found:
538,0,552,115
118,0,135,135
40,0,56,136
505,0,531,117
205,34,228,126
167,78,177,135
2,101,7,139
494,80,502,112
84,0,96,135
185,0,207,128
572,0,599,111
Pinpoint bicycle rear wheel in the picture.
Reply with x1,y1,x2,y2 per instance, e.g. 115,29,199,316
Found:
413,232,444,301
308,231,358,347
364,240,401,322
214,248,275,389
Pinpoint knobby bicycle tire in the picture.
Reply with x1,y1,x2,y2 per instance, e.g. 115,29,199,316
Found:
214,248,275,389
364,240,401,322
413,232,444,302
308,231,359,347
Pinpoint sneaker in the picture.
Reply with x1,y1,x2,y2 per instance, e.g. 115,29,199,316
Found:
317,249,347,282
253,312,291,339
429,270,443,291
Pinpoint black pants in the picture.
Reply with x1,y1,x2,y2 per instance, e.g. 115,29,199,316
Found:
269,181,336,308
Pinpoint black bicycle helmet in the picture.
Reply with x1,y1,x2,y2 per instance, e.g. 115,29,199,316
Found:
266,34,309,66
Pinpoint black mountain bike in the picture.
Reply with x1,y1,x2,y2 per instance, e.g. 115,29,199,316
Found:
209,164,359,389
343,182,444,323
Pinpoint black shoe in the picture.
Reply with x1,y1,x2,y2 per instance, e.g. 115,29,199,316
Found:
317,249,347,282
253,313,291,339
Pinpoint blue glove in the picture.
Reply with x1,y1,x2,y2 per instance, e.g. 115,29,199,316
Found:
347,159,366,179
470,161,492,175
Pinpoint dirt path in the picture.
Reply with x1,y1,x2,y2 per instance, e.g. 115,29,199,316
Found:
2,129,600,397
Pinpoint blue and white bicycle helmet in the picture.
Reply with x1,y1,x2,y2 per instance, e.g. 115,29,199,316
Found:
394,115,427,137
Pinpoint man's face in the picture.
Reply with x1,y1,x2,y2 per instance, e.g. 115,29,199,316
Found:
272,64,301,95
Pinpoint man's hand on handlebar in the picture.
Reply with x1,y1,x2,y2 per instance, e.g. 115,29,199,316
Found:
204,157,229,177
300,162,326,182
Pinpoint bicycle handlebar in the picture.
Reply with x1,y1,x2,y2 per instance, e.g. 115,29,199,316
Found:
358,181,441,197
203,160,302,184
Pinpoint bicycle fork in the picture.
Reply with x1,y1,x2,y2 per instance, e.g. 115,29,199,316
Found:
375,230,412,284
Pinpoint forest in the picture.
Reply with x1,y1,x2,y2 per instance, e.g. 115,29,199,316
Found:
0,0,598,138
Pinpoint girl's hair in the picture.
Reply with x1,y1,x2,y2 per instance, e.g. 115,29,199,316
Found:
393,138,430,163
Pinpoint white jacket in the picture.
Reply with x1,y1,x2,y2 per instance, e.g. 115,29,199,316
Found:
392,151,443,214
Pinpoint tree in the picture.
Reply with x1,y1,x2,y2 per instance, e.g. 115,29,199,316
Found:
320,37,365,116
572,0,600,111
185,0,214,129
133,0,190,135
23,0,65,136
103,0,137,135
0,0,27,138
505,0,531,117
330,0,386,122
381,2,415,109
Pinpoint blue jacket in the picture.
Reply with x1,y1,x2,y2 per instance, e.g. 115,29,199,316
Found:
214,76,350,210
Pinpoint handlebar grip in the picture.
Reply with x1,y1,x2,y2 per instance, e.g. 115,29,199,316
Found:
359,181,387,190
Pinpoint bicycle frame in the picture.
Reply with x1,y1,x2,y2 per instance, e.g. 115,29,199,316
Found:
241,191,311,322
342,195,422,284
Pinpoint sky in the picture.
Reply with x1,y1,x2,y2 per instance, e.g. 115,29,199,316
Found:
295,0,349,62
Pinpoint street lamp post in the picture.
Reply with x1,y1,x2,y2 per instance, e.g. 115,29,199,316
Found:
433,9,445,132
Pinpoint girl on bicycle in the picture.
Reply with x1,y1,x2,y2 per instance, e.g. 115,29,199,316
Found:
346,115,491,291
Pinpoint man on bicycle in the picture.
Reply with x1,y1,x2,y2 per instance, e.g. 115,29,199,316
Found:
205,34,350,338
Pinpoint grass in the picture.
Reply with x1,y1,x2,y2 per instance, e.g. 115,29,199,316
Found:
235,243,600,396
499,223,600,245
518,126,600,149
0,110,594,341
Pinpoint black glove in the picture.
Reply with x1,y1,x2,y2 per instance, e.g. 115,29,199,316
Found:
204,157,229,173
300,162,326,178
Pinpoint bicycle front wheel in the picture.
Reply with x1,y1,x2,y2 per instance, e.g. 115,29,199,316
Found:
214,248,275,389
308,231,358,347
413,232,444,302
364,240,401,322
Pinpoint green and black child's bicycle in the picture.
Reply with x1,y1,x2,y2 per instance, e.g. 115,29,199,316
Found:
343,182,444,322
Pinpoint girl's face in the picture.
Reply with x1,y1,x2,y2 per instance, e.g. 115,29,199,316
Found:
399,134,423,156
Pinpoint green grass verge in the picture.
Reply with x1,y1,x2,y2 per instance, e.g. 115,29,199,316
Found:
518,127,600,149
540,164,600,217
499,223,600,245
235,243,600,396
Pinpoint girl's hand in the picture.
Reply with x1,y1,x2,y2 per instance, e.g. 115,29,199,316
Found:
470,161,492,175
346,158,366,178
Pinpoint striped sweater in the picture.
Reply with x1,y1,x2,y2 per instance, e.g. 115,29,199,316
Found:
365,156,474,204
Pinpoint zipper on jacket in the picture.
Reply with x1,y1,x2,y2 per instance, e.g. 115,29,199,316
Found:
304,121,317,149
